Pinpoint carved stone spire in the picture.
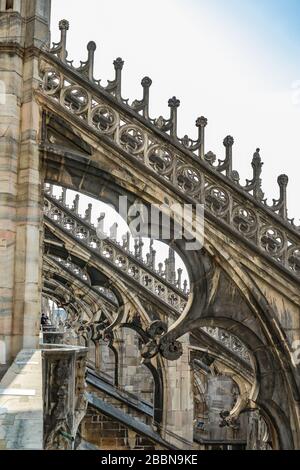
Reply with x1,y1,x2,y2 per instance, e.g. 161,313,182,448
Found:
59,188,67,206
122,232,130,251
250,148,264,201
177,268,183,290
158,262,164,277
164,248,176,285
97,212,106,235
106,58,125,102
109,222,118,241
72,194,80,215
274,174,289,219
168,96,180,138
149,240,156,270
134,237,144,260
131,77,152,119
51,19,69,62
196,116,208,159
84,203,92,224
77,41,97,81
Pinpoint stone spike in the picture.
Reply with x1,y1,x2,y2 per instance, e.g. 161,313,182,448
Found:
223,136,234,178
141,77,152,119
164,258,169,282
277,175,289,219
131,77,152,119
139,237,144,259
72,194,80,214
134,238,139,257
149,240,156,270
56,19,69,62
86,41,96,81
122,232,130,250
167,248,176,284
126,232,130,249
168,96,180,139
251,148,264,201
196,116,208,160
145,241,156,270
168,247,175,261
134,237,144,260
151,250,156,270
183,279,188,295
146,253,151,266
158,262,164,276
106,58,124,102
97,212,106,234
84,203,92,224
109,222,118,241
114,58,124,102
177,268,183,290
60,188,67,205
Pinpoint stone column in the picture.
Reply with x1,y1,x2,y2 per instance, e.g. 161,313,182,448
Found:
0,0,51,368
161,334,194,449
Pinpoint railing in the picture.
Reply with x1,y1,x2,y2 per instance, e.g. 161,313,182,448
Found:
202,327,251,364
44,192,188,313
37,20,300,281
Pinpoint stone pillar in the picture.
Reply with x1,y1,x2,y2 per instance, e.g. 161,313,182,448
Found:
95,341,100,371
0,0,51,368
161,334,194,449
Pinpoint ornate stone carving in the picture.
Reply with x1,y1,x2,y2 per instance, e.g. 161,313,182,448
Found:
159,333,183,361
141,320,183,362
44,192,188,313
202,326,251,364
219,410,240,431
42,346,88,450
40,22,300,279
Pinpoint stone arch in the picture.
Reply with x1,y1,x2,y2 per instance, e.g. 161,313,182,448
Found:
193,315,293,449
43,158,207,292
43,129,299,449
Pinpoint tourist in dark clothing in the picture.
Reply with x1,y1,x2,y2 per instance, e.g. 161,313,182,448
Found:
41,313,50,326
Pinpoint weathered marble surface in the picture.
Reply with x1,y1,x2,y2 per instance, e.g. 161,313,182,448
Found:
0,0,51,368
0,349,43,450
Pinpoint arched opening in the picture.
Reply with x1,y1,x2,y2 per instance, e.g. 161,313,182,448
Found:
192,356,272,450
44,184,191,295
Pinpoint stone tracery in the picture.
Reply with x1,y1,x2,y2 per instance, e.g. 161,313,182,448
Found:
0,1,299,451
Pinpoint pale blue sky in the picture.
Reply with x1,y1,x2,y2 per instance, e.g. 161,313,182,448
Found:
51,0,300,221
